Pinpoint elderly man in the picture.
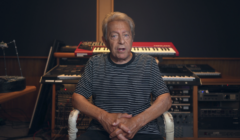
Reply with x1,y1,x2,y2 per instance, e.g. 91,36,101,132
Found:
72,12,172,140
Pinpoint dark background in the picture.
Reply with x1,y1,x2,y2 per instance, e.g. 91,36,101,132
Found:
1,0,240,57
115,0,240,57
0,0,96,56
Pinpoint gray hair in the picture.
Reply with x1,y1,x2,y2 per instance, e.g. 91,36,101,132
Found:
102,12,135,40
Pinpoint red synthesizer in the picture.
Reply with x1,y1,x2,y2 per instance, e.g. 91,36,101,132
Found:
74,41,179,57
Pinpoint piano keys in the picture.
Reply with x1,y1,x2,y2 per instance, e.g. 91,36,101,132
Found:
162,75,195,81
40,65,84,84
74,41,179,57
41,64,201,85
93,46,176,55
185,64,221,78
57,74,81,79
159,64,201,85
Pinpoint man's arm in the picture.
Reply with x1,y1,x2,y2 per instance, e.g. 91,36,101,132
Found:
72,93,132,134
134,92,172,127
72,93,104,121
110,92,172,139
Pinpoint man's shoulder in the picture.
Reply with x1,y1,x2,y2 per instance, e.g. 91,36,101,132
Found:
89,54,108,62
133,53,158,69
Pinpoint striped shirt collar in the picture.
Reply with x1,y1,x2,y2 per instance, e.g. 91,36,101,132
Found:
108,52,136,67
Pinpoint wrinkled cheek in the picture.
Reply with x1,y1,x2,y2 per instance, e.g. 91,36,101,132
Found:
110,50,118,57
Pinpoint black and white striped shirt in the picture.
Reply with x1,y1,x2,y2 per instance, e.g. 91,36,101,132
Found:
75,52,169,134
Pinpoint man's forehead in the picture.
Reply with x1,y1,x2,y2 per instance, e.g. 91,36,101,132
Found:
107,21,131,31
109,31,130,34
108,20,130,27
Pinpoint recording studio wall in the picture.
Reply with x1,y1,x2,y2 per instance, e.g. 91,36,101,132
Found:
0,0,96,56
1,0,240,57
115,0,240,57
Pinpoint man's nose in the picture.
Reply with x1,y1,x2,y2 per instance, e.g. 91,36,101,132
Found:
118,35,125,44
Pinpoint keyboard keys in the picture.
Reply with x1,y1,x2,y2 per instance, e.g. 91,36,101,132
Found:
57,74,81,79
162,75,195,81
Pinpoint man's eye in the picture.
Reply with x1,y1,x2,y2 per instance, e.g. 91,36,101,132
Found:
111,35,117,38
124,34,130,38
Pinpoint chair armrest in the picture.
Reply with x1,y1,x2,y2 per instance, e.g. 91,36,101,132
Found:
68,109,80,140
162,111,174,140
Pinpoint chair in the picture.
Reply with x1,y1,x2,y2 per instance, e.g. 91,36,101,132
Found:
68,109,174,140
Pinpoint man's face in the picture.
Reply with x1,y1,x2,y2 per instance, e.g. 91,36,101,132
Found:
103,20,133,64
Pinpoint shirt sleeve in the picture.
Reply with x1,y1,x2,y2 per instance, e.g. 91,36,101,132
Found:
74,58,93,99
150,58,169,97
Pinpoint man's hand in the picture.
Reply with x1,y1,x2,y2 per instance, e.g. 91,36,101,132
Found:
110,117,143,140
98,112,132,135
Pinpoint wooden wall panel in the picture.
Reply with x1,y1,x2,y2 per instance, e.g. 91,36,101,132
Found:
0,57,240,121
96,0,114,41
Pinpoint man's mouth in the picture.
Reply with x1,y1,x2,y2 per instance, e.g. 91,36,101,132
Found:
118,48,126,52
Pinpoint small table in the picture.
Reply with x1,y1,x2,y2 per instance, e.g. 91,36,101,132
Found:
0,86,36,104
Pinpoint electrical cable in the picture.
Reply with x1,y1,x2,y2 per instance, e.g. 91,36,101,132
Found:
50,98,69,140
51,127,63,140
33,129,42,140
